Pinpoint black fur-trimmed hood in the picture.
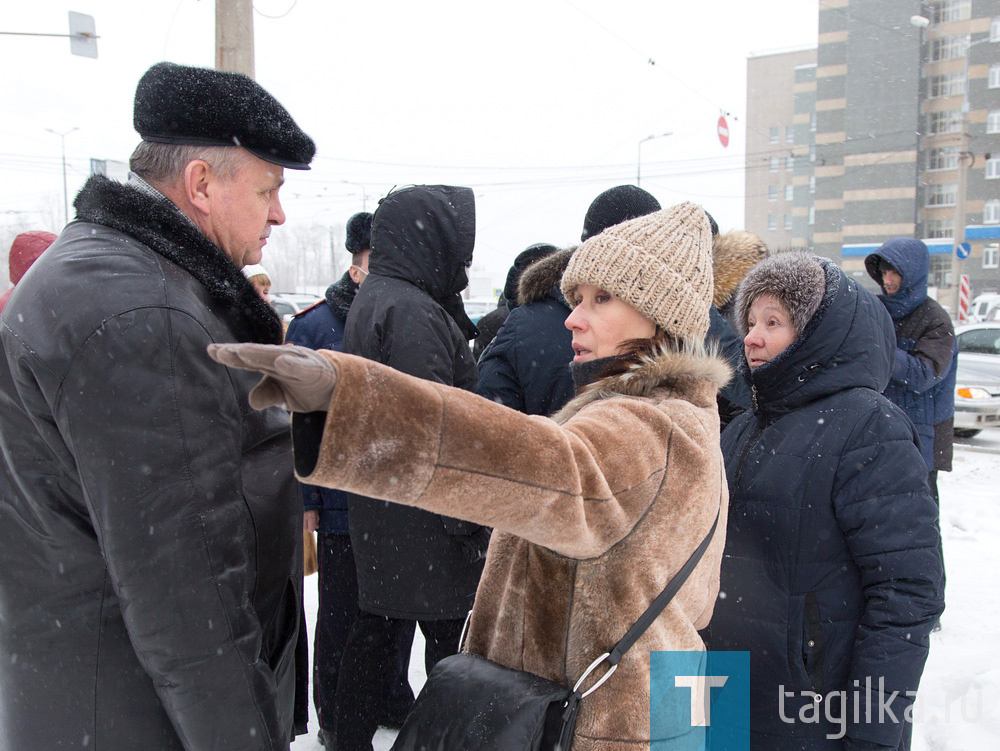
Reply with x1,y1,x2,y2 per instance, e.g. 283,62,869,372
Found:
516,247,575,307
73,176,283,344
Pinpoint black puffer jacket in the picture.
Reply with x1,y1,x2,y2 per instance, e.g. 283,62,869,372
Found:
0,176,300,750
342,185,486,619
475,248,576,416
706,261,944,750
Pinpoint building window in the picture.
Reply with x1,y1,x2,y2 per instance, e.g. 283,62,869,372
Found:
929,256,953,288
928,73,966,99
769,126,779,144
769,156,779,172
927,183,958,206
784,214,793,231
985,199,1000,224
990,64,1000,89
987,157,1000,179
810,112,817,132
785,125,795,144
928,147,959,171
768,214,777,231
785,184,794,202
809,145,816,163
768,185,778,201
786,155,794,172
929,34,969,62
925,219,954,238
984,244,1000,269
992,18,1000,42
931,0,971,24
928,110,962,135
988,110,1000,134
809,175,816,194
808,206,815,225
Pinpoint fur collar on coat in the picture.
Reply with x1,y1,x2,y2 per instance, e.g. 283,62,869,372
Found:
73,175,283,344
516,246,575,306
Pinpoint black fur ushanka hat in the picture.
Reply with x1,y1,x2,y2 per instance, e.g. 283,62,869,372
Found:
134,62,315,170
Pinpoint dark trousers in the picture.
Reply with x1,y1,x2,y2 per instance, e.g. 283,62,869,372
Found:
335,613,464,751
314,533,415,733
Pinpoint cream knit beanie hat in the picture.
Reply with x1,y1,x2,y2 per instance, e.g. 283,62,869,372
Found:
560,201,714,342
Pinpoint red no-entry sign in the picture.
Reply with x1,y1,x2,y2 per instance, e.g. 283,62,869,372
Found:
717,116,730,148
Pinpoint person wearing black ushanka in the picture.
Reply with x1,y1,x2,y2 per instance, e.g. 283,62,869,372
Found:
471,241,557,360
0,62,313,750
865,238,957,503
320,185,488,751
476,184,660,416
284,210,416,746
705,252,944,750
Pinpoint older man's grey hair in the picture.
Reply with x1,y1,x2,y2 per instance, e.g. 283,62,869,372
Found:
128,142,249,186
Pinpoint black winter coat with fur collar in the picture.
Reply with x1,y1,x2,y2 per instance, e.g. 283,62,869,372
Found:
0,176,300,750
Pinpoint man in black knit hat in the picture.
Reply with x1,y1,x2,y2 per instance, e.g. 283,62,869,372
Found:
0,62,313,750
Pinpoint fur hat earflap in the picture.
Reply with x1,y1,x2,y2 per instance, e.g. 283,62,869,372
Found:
561,202,714,342
735,251,825,336
712,230,768,310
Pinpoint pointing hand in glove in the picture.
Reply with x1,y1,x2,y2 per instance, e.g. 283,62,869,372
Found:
207,343,337,412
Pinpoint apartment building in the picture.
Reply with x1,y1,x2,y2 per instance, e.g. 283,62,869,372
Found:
746,0,1000,312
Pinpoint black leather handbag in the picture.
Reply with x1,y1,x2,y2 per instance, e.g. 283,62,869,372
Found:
391,509,720,751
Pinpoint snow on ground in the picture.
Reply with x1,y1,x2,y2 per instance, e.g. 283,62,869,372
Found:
292,430,1000,750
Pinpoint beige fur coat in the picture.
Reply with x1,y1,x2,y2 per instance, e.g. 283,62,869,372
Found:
300,345,731,751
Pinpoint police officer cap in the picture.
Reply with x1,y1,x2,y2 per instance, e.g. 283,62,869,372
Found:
133,62,316,170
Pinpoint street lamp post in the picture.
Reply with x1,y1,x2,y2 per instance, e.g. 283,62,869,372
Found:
45,126,79,226
636,132,673,188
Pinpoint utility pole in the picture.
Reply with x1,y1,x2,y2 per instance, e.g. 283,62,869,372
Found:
45,127,79,226
215,0,254,77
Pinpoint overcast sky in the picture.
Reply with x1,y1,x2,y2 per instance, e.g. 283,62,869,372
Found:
2,1,819,288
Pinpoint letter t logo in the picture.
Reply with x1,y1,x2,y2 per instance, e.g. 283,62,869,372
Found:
675,675,728,726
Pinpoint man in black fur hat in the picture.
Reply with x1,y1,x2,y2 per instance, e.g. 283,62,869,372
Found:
0,62,314,750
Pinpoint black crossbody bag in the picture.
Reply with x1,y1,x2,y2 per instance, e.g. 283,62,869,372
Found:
391,508,720,751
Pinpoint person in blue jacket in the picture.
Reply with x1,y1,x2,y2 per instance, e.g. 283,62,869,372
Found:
864,238,956,502
706,252,944,750
284,211,414,747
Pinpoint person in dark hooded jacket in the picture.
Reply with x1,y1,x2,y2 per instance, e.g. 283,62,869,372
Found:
476,185,660,416
471,242,557,360
864,238,956,502
705,252,944,750
284,211,415,745
329,184,488,751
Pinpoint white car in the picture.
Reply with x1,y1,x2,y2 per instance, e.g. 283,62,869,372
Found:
272,292,323,324
953,322,1000,437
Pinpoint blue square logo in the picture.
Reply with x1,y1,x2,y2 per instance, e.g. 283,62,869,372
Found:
650,651,749,750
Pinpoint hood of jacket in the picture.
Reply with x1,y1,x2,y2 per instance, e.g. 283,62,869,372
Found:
72,176,283,344
517,247,574,308
9,231,57,284
746,259,895,421
712,230,768,311
324,270,358,322
864,237,929,319
369,185,477,336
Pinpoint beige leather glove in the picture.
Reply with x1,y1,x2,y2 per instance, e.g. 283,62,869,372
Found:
207,342,337,412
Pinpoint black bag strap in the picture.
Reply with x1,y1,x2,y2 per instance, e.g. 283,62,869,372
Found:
572,502,721,699
608,506,720,666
